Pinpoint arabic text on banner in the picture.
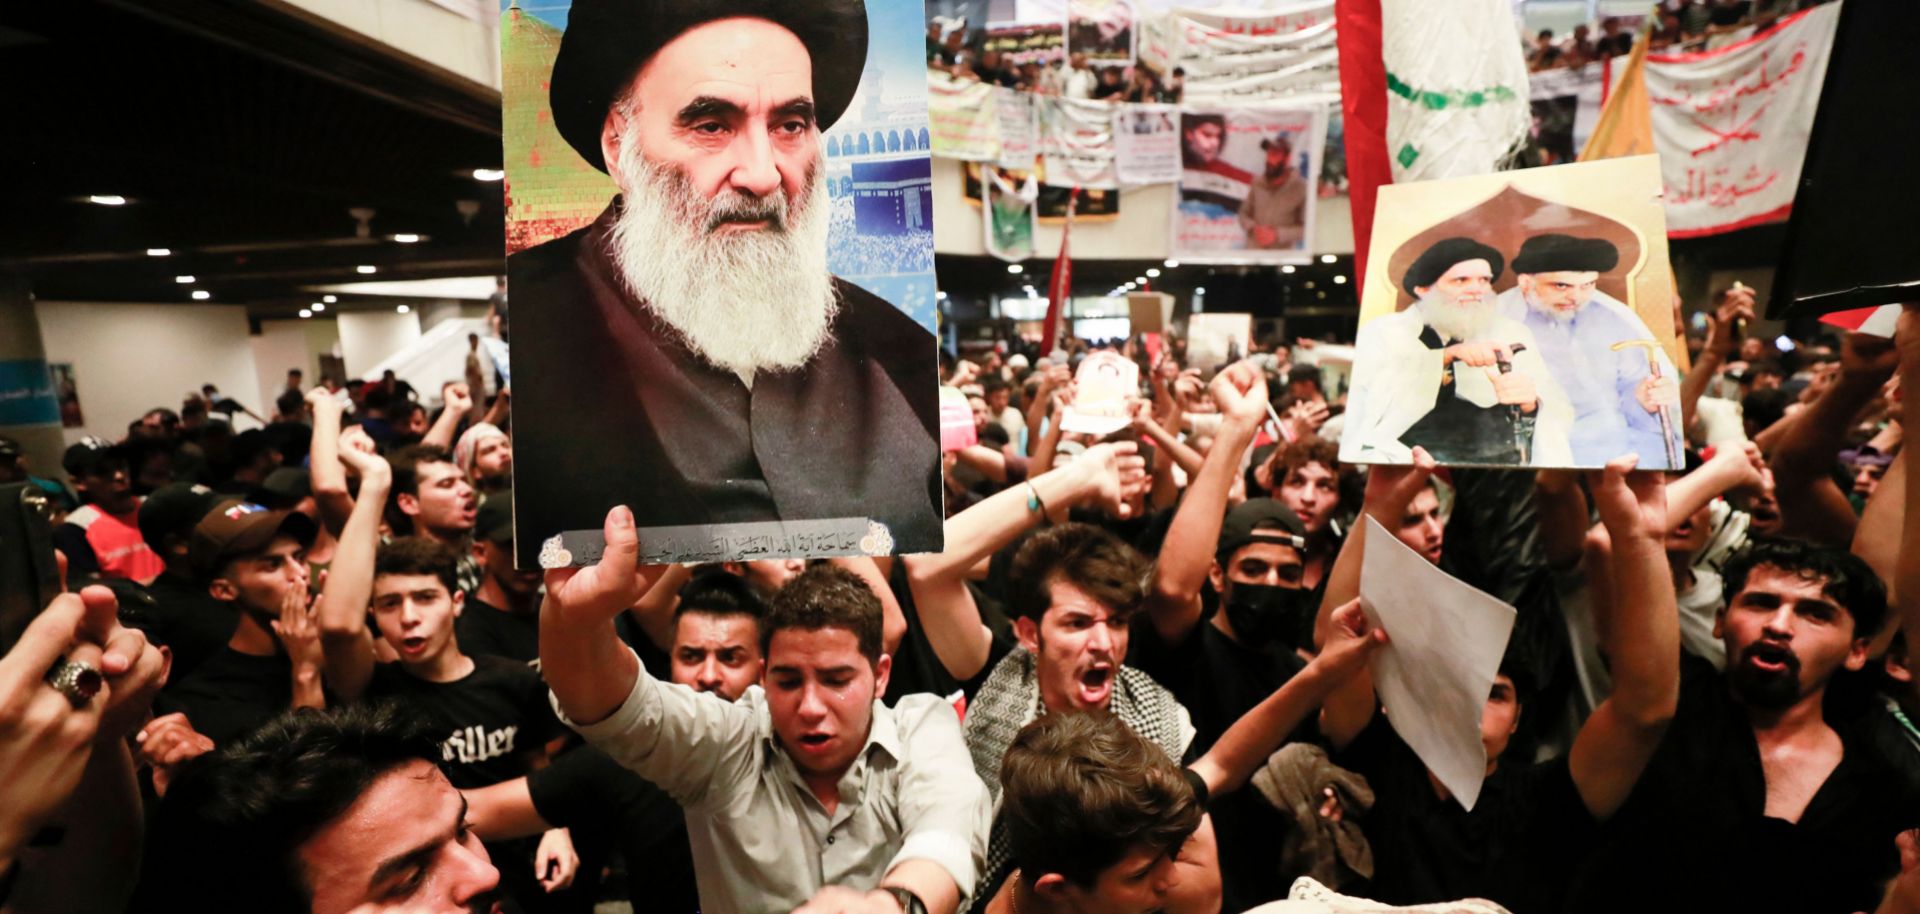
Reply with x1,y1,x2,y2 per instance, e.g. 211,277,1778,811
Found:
1642,3,1840,237
1040,96,1119,189
994,87,1040,169
927,71,1000,162
1112,103,1184,185
1168,2,1341,106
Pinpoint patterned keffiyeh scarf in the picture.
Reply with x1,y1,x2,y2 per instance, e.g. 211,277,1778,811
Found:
962,647,1188,914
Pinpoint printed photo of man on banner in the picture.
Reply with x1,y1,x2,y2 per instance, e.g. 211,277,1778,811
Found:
502,0,944,568
1172,107,1324,263
1067,0,1136,67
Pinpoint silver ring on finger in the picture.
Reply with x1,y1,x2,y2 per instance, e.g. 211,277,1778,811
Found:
44,657,104,708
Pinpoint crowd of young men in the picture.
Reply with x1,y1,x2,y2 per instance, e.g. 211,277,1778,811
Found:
4,293,1920,914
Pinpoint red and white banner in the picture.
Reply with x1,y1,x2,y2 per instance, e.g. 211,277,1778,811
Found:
1820,304,1901,339
1637,3,1840,237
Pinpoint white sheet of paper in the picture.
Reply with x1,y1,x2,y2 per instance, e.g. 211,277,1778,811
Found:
1358,515,1516,810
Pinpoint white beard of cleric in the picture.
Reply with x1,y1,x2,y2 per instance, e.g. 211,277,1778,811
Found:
607,117,838,382
1414,286,1499,342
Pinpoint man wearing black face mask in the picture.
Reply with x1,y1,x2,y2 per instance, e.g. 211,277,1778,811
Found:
1134,361,1322,908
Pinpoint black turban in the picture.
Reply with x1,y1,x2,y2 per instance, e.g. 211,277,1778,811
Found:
1510,233,1621,275
1402,237,1505,297
550,0,869,173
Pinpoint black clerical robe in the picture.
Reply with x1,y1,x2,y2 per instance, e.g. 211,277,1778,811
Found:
508,203,942,567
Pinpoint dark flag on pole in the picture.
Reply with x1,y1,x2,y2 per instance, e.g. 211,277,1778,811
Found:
1769,0,1920,318
1041,194,1076,354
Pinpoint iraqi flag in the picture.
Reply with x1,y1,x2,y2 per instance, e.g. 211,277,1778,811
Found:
1820,305,1901,338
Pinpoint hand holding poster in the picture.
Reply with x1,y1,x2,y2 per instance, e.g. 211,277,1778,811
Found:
1340,155,1685,471
504,0,943,566
1173,107,1325,263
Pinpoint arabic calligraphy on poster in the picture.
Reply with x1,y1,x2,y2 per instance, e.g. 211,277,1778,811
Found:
1642,3,1839,237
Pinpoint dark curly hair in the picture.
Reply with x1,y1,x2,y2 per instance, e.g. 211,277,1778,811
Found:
764,563,883,665
1007,522,1148,623
1722,538,1889,639
1000,711,1203,887
148,703,442,912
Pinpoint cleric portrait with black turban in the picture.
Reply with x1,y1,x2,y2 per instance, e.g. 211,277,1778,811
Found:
1498,233,1683,469
1341,236,1574,467
507,0,943,567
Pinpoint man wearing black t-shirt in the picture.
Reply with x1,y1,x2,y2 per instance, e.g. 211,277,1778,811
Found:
1135,362,1318,910
1567,539,1920,914
311,443,573,912
134,482,235,682
458,492,545,667
1315,456,1679,911
154,498,324,747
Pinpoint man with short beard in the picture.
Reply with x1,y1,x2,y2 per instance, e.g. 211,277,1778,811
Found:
1497,233,1681,468
508,0,940,565
1237,134,1306,249
1566,538,1920,914
1343,237,1572,465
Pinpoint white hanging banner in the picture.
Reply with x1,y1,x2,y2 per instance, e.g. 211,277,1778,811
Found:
1641,3,1840,237
1112,103,1184,185
1381,0,1533,181
1040,96,1119,189
926,71,1000,162
994,87,1041,169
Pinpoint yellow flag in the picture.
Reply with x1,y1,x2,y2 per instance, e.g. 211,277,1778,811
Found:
1579,24,1654,161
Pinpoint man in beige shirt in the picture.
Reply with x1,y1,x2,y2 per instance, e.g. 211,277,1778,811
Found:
541,507,990,914
1238,134,1308,250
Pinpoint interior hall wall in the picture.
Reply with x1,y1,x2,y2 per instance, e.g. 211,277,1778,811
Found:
34,301,265,442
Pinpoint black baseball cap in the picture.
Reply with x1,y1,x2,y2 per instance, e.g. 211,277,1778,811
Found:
474,491,514,545
63,437,129,477
138,483,221,552
1216,498,1308,563
189,499,318,582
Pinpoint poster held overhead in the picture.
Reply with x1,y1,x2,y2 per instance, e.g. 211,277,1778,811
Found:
503,0,944,568
1172,107,1325,264
1340,156,1685,470
1186,312,1252,376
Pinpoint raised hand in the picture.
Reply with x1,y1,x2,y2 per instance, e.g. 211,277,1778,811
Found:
135,712,215,797
543,507,651,628
1841,330,1901,384
535,827,579,892
273,585,326,680
1315,598,1388,683
0,593,110,860
1362,446,1437,520
1209,360,1269,423
338,424,380,460
1078,441,1150,518
1587,455,1666,543
442,382,475,417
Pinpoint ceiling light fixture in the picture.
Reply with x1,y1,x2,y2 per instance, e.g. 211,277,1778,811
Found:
392,233,422,244
1164,259,1180,268
88,195,127,206
174,275,195,284
1320,254,1338,264
397,305,411,314
1333,275,1348,284
298,309,313,318
1007,264,1023,274
312,303,327,312
190,290,211,300
472,168,505,182
1282,265,1297,274
146,248,170,257
356,265,377,274
1146,268,1161,278
322,295,338,303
